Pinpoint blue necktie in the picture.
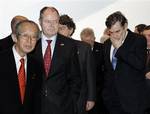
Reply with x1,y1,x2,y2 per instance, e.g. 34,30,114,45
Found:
112,48,117,70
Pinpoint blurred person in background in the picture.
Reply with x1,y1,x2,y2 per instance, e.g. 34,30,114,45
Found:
80,27,108,114
0,15,28,51
134,24,146,35
58,14,96,114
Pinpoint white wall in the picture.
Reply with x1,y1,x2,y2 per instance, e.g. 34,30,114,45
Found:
0,0,150,42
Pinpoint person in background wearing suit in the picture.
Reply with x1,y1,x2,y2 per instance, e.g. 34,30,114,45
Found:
80,28,107,114
0,15,28,51
58,14,96,114
0,20,41,114
143,25,150,80
32,6,81,114
142,25,150,114
103,11,148,114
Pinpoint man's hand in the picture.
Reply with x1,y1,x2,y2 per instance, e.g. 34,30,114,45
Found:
86,101,95,111
110,37,122,49
146,72,150,79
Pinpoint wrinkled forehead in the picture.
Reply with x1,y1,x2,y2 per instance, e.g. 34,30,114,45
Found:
42,8,59,20
18,23,39,34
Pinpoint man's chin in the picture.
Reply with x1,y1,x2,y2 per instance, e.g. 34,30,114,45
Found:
25,49,33,53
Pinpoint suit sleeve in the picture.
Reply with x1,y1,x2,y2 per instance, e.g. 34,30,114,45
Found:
86,46,96,101
68,44,81,102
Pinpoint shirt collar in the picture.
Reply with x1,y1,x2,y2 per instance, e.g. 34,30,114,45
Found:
12,45,27,63
41,32,57,42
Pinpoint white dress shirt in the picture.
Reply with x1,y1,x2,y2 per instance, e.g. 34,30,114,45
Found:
41,33,57,58
12,45,27,80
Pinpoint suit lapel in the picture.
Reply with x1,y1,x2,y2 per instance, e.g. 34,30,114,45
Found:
48,35,65,77
34,39,45,78
24,56,34,103
35,40,44,66
8,49,22,104
35,35,65,78
105,40,114,70
120,30,134,50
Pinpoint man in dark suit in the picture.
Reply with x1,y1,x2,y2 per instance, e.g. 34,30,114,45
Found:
58,14,96,114
143,25,150,114
80,28,107,114
0,15,28,51
103,11,148,114
0,20,41,114
32,6,81,114
143,25,150,81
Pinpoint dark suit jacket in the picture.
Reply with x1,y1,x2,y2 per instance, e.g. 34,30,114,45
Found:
75,40,96,114
103,29,149,113
0,35,14,51
0,48,42,114
92,42,104,94
32,33,81,114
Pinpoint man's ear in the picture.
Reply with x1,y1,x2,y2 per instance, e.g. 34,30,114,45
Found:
124,23,128,31
39,18,42,26
12,34,17,43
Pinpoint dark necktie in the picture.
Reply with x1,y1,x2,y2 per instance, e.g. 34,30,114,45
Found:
44,40,52,77
18,58,26,104
112,48,117,70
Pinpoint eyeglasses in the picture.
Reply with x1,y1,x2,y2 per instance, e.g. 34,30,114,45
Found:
19,34,37,42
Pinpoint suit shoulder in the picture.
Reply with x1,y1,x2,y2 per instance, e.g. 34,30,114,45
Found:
0,48,12,60
57,33,76,46
130,30,146,43
94,42,104,49
75,40,91,48
0,35,12,42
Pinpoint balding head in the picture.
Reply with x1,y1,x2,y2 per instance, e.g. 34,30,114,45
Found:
39,6,60,38
80,27,95,47
11,15,28,34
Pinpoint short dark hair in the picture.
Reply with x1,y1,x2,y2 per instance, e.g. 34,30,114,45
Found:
39,6,59,20
105,11,128,28
59,14,76,36
135,24,147,34
144,25,150,31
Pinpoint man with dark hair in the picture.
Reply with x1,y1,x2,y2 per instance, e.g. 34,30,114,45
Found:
0,15,28,51
58,14,96,114
143,25,150,114
59,14,76,36
143,25,150,78
134,24,146,35
103,11,148,114
80,27,107,114
32,6,81,114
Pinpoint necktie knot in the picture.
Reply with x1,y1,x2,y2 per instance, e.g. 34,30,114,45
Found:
46,40,52,46
20,58,24,64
